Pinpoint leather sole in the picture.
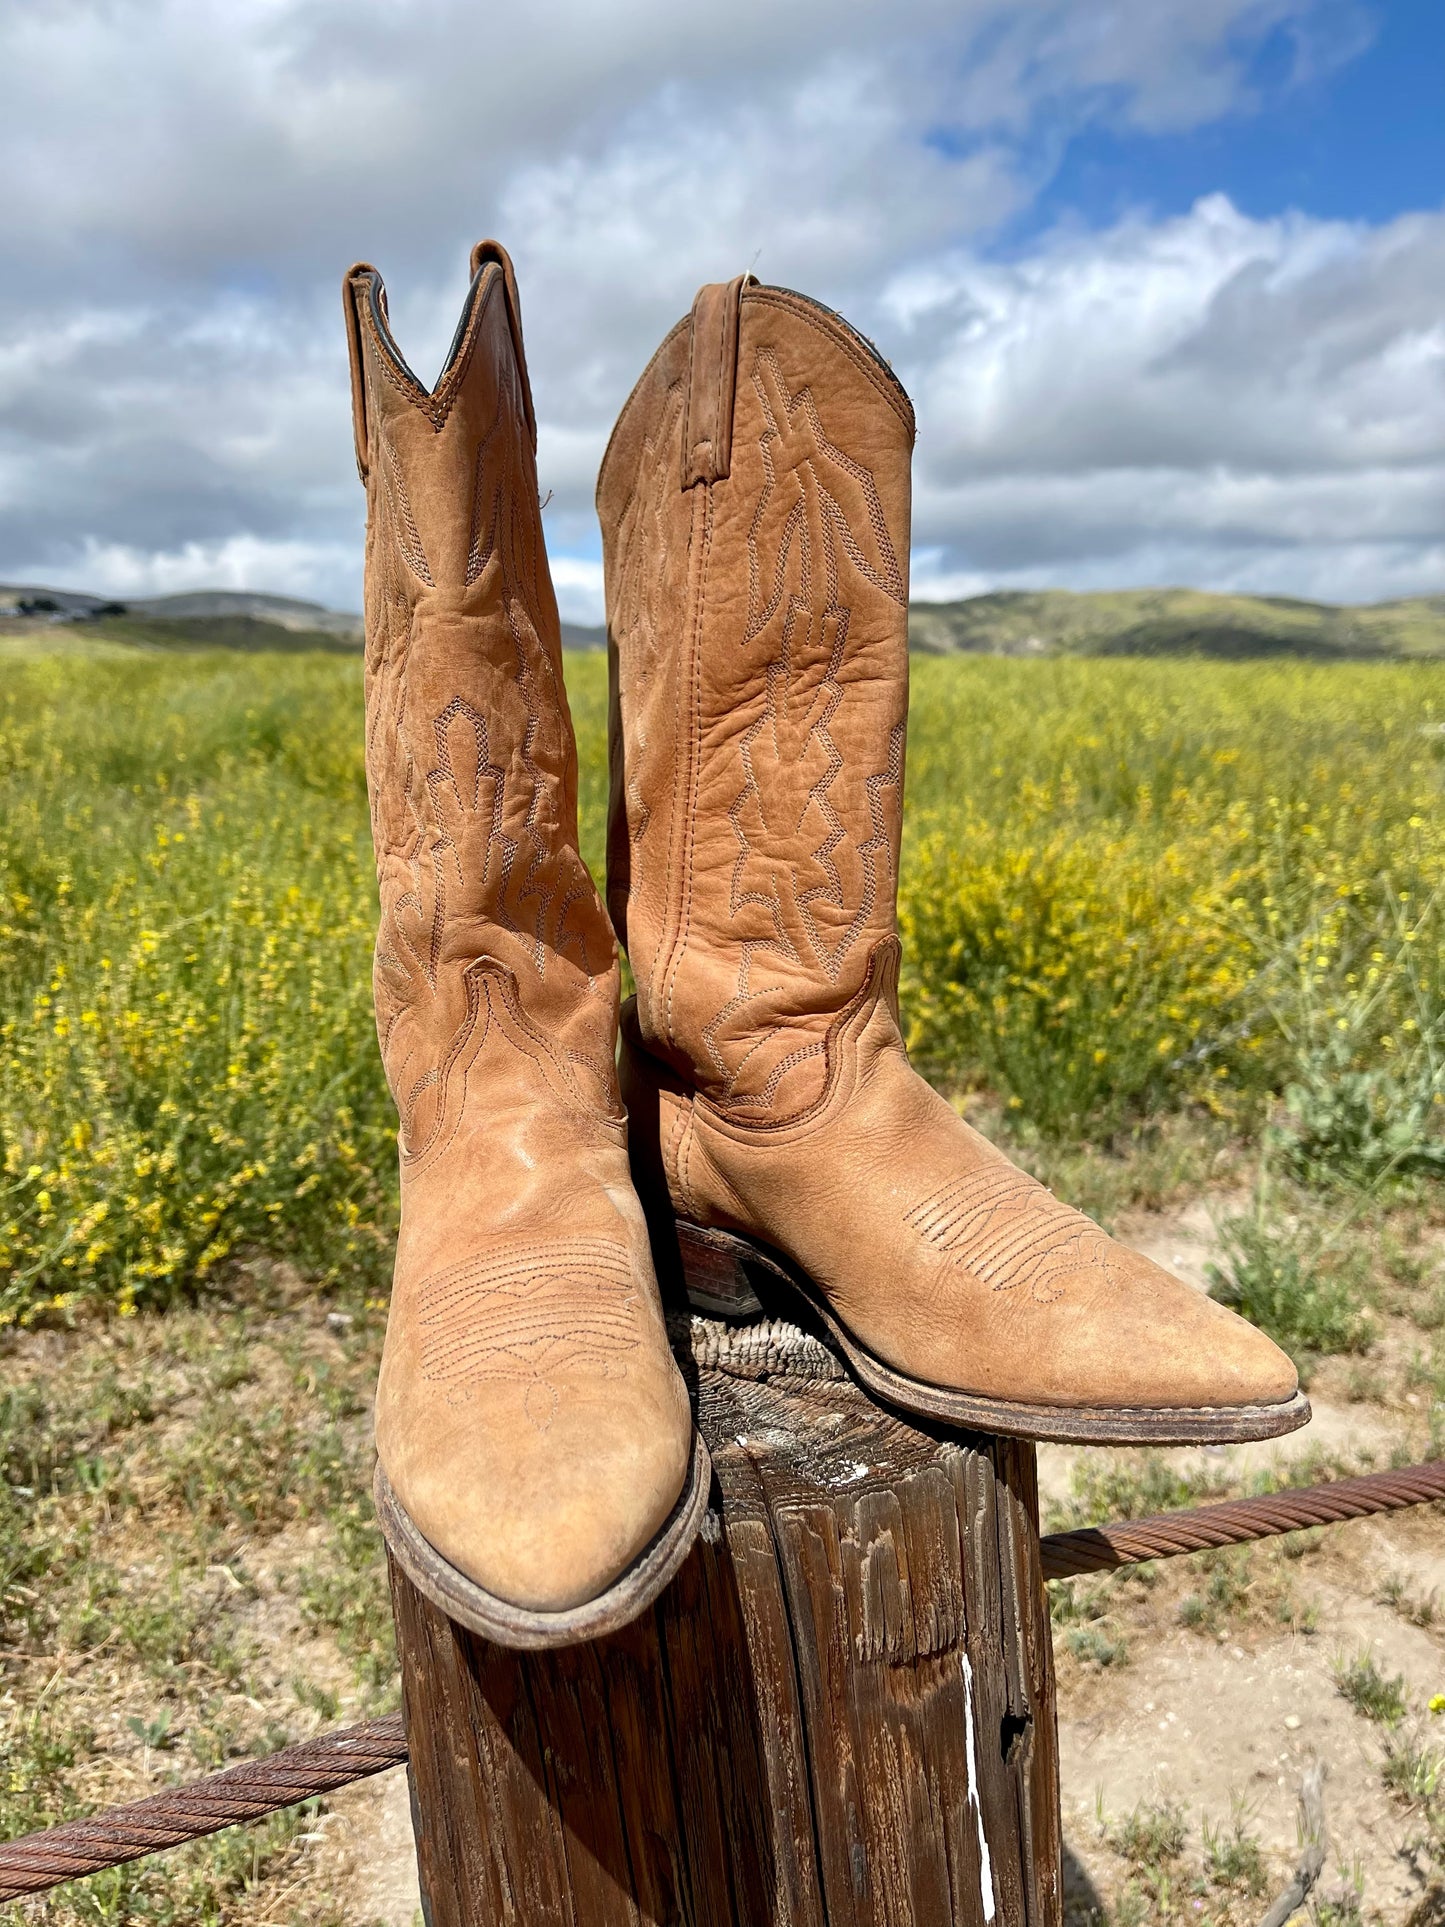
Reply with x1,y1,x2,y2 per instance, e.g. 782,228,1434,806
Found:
374,1430,712,1649
674,1218,1312,1447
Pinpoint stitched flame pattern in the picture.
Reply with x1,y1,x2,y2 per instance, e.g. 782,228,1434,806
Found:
906,1170,1128,1305
704,346,906,1106
362,320,617,1164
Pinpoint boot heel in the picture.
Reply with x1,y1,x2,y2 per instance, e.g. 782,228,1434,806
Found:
674,1220,767,1318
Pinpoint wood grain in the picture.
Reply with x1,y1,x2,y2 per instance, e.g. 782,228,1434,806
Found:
390,1340,1062,1926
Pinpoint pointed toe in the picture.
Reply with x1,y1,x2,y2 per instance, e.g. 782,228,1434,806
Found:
423,1399,694,1615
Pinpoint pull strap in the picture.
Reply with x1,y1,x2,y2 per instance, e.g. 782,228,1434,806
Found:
469,239,537,452
683,274,752,488
342,261,376,484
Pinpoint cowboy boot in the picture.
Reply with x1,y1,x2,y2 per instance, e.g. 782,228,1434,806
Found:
599,274,1308,1445
343,242,706,1645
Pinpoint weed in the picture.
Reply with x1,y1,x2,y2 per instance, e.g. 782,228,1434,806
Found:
1052,1453,1229,1533
1315,1890,1366,1927
1334,1649,1408,1725
1201,1799,1269,1897
1384,1735,1444,1809
902,658,1445,1141
1108,1886,1150,1927
1178,1549,1254,1636
1207,1212,1373,1370
298,1519,395,1697
292,1676,341,1721
1106,1797,1188,1916
1109,1798,1188,1869
1065,1625,1131,1668
125,1708,175,1751
1378,1572,1439,1628
0,1298,394,1920
1274,885,1445,1189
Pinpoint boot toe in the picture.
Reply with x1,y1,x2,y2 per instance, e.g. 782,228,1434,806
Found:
386,1376,695,1615
1075,1246,1300,1413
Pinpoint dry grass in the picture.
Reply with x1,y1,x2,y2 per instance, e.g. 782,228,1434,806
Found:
0,1272,392,1924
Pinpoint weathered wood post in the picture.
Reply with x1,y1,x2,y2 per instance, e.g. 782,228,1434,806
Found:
387,1312,1061,1926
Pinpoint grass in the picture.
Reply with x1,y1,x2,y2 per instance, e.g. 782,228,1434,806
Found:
1050,1570,1138,1668
0,635,1439,1924
0,1282,392,1923
1206,1210,1376,1377
1377,1573,1440,1629
1201,1803,1269,1898
902,655,1445,1140
1,643,1441,1321
1335,1650,1409,1725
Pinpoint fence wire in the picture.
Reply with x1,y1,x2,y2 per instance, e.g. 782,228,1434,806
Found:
2,1458,1441,1901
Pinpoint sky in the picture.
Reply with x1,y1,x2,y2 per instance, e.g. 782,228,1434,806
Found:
1,0,1442,622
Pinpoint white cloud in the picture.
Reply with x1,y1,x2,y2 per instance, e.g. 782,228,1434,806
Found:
33,535,364,611
545,554,606,629
0,0,1438,618
893,196,1445,601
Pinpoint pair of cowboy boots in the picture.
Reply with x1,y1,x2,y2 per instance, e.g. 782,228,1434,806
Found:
343,243,1307,1647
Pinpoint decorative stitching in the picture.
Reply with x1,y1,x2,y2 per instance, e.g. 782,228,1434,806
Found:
906,1170,1128,1305
701,344,906,1107
605,380,686,924
379,441,434,586
417,1238,639,1421
746,288,914,433
661,485,712,1048
360,269,501,436
363,291,620,1160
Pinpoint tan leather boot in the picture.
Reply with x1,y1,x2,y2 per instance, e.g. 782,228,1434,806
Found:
599,275,1308,1446
343,243,706,1646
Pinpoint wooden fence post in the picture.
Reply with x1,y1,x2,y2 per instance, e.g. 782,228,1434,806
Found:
388,1318,1062,1926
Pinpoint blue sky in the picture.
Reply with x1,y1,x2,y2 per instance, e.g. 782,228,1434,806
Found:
1027,0,1443,233
0,0,1440,618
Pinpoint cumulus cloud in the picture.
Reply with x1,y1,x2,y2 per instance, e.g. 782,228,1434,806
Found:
0,0,1438,619
895,196,1445,601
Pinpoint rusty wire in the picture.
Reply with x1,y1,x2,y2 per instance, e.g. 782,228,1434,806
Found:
0,1713,406,1901
1,1460,1441,1901
1038,1457,1445,1581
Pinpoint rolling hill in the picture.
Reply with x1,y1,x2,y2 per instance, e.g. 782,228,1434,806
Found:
0,586,362,654
4,584,1444,660
906,588,1445,659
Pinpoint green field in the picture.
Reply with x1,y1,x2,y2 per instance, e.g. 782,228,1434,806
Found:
1,644,1441,1323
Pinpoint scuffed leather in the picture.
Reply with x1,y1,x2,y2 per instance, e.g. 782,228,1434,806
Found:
602,279,1299,1419
347,245,692,1611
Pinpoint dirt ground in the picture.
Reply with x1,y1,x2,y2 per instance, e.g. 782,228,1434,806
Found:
2,1195,1441,1926
303,1197,1445,1927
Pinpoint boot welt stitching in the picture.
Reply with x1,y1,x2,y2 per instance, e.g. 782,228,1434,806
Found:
660,484,712,1045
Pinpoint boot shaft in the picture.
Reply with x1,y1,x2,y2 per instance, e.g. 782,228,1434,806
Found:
346,244,619,1166
599,278,915,1122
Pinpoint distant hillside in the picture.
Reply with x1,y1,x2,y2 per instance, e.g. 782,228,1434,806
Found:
0,585,362,653
560,622,607,650
5,583,1444,660
128,591,362,641
908,588,1445,660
